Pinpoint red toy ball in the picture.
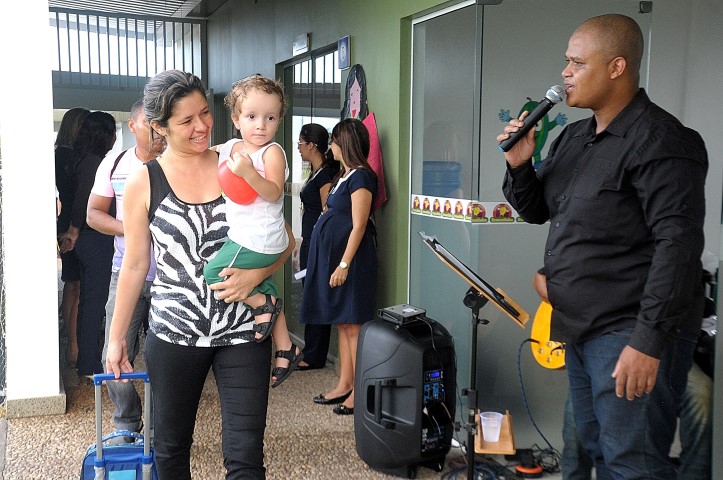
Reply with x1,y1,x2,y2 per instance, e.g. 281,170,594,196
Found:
218,161,258,205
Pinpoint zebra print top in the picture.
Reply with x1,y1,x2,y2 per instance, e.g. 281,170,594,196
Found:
146,159,255,347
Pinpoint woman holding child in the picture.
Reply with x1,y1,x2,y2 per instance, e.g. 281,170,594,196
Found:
106,69,292,479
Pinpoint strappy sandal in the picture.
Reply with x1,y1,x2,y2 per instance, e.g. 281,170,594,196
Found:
250,294,283,343
271,344,304,388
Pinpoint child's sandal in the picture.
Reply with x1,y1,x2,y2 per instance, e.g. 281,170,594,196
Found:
250,294,283,343
271,344,304,388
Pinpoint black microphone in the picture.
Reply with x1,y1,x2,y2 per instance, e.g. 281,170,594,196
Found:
498,85,565,152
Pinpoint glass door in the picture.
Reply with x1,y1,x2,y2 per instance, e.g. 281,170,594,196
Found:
408,0,651,446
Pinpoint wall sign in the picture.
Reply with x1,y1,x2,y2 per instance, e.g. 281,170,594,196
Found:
293,33,309,56
338,35,350,69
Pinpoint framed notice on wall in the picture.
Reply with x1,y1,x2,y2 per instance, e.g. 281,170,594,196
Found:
293,33,309,56
338,35,350,69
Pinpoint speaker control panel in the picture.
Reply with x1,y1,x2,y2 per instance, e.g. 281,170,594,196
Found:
423,369,445,404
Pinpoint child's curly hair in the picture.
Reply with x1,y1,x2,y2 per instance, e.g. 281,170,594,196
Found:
224,74,287,118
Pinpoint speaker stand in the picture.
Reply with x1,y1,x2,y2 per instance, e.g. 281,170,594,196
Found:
461,286,489,480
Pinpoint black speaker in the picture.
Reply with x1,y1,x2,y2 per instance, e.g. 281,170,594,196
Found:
355,307,456,478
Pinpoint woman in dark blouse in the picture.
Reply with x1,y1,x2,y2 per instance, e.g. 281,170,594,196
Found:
55,107,89,366
296,123,339,370
60,111,117,377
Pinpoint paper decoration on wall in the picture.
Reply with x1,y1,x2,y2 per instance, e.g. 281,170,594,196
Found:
341,64,368,120
410,194,536,224
341,64,387,211
498,96,566,168
362,112,388,212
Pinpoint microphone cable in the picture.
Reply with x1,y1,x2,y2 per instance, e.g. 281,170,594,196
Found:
516,338,561,474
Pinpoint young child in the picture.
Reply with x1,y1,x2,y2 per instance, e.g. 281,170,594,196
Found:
204,75,302,387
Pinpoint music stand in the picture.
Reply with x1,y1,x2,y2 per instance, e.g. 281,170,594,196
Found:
419,232,529,480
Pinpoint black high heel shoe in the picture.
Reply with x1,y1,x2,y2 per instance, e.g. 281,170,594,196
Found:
333,404,354,415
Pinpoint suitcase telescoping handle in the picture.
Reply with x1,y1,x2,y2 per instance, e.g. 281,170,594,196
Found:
93,372,153,479
94,372,150,384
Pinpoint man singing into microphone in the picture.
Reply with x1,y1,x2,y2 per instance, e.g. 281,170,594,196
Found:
498,14,708,480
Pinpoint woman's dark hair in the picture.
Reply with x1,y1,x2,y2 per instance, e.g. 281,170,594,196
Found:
300,123,339,172
143,70,207,131
74,111,116,158
55,107,90,149
331,118,373,177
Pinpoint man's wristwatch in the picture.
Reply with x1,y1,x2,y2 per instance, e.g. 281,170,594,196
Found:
339,261,349,269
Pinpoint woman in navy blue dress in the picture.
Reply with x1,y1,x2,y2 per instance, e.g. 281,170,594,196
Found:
301,118,377,415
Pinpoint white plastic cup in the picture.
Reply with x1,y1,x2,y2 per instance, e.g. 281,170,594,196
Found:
480,411,503,442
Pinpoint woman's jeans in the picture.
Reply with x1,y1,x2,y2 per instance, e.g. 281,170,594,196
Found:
566,327,697,480
145,333,271,479
101,272,152,433
677,362,713,480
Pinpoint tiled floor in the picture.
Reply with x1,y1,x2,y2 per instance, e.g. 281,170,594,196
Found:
0,269,570,478
1,356,571,479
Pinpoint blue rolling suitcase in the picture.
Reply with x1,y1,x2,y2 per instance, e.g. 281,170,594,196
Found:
80,372,157,480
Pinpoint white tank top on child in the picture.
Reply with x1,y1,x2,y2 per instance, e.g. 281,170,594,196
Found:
219,139,289,254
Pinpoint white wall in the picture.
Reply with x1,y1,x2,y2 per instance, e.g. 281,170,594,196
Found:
648,0,723,257
633,4,723,476
0,0,63,408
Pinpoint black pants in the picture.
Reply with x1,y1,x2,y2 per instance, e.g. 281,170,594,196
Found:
145,333,271,479
75,228,113,375
300,243,331,368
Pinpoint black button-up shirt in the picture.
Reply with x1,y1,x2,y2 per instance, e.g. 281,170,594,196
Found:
503,89,708,358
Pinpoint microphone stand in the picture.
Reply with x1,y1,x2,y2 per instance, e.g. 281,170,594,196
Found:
461,287,489,480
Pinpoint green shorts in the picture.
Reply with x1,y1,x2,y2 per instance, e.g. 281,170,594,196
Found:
203,239,280,298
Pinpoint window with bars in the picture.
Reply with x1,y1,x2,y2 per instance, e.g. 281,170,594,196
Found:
49,8,204,87
288,49,341,184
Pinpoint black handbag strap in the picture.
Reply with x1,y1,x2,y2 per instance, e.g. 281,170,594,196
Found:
107,150,128,218
110,149,128,178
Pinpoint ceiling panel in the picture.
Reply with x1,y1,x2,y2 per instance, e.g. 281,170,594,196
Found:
47,0,229,18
